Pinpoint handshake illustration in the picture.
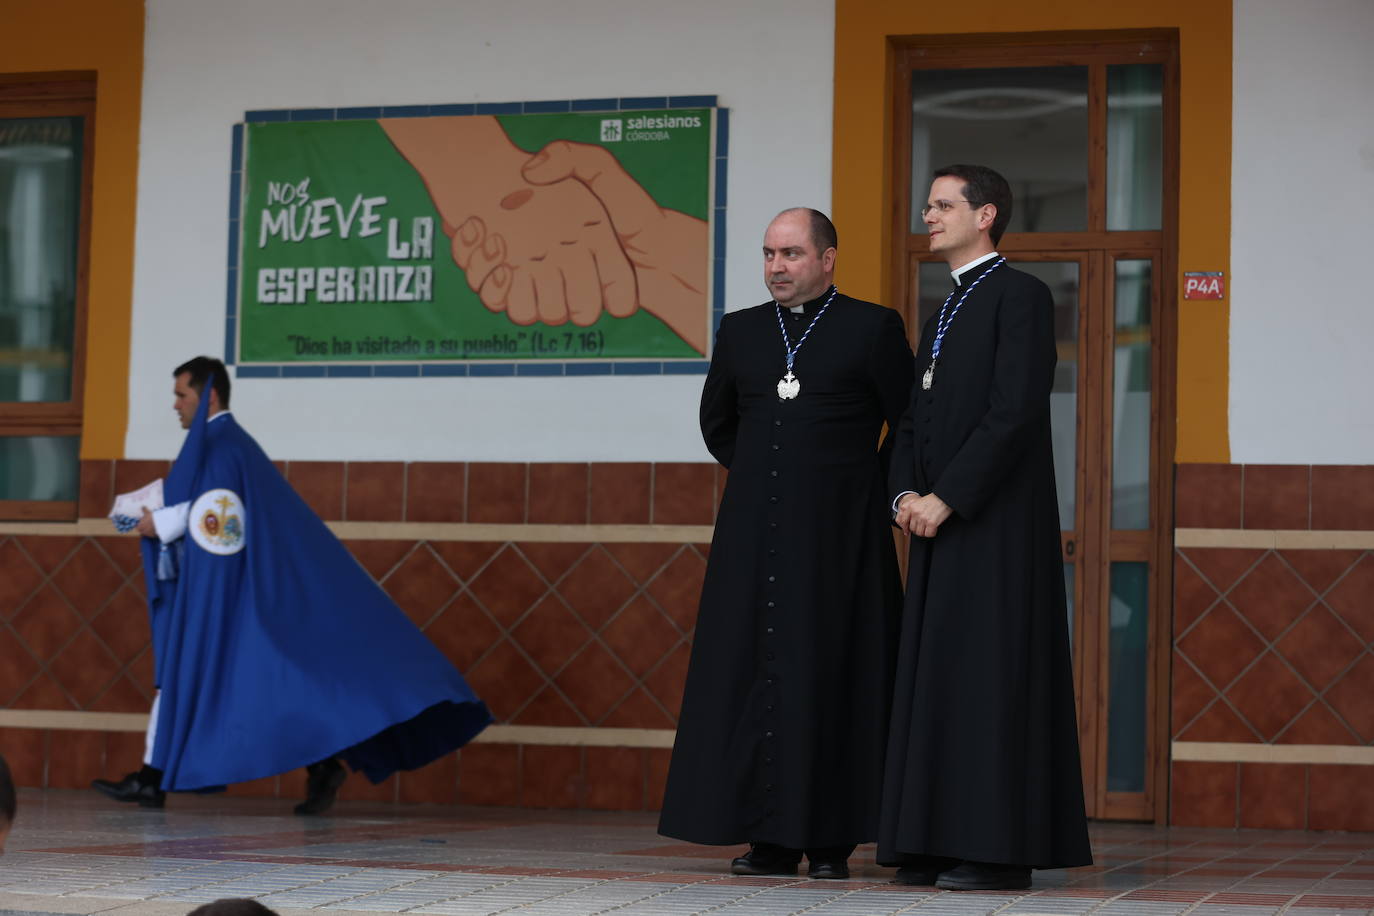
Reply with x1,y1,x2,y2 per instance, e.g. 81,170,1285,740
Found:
381,116,708,354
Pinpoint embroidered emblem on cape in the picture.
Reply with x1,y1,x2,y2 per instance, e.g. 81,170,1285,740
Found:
189,488,246,555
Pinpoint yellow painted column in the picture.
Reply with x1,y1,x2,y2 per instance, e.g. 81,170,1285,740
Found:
4,0,144,459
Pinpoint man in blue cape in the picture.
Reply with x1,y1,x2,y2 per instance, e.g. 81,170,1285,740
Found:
93,356,491,814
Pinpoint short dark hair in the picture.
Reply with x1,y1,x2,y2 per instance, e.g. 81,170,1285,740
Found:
0,752,15,825
933,164,1013,245
174,356,231,409
780,207,838,254
185,900,280,916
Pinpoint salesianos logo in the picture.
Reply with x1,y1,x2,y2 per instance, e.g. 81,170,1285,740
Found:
600,119,623,142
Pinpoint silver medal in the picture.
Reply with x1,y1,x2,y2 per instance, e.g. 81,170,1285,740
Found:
921,363,934,391
774,287,839,402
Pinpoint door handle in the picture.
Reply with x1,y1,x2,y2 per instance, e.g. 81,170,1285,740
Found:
1065,538,1076,557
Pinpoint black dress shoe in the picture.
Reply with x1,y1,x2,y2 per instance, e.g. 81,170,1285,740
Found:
91,767,165,809
730,842,801,876
807,860,849,879
294,757,347,816
892,866,939,885
890,854,959,886
936,861,1032,891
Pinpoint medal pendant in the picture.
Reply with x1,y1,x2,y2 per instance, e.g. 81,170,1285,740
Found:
921,363,935,391
777,371,800,400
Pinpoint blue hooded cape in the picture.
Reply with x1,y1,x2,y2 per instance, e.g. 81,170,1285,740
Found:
139,390,491,791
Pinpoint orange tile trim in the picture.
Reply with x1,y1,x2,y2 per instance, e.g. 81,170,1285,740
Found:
1175,529,1374,550
1173,742,1374,765
0,711,677,748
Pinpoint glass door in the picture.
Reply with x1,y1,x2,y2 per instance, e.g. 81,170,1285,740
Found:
895,33,1177,821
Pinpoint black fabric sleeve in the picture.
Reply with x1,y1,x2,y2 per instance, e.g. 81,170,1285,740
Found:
886,323,919,509
869,308,916,488
699,316,739,468
932,280,1056,520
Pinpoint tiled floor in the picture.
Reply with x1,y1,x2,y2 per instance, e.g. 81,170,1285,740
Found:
2,791,1373,916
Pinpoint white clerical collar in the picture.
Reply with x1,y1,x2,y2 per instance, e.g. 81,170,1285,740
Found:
787,287,834,314
951,251,1000,285
208,410,232,423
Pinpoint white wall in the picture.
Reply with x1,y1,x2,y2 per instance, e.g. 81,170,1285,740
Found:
1229,0,1374,463
127,0,834,461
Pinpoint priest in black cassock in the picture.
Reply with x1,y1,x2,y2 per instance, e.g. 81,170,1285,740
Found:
658,208,913,880
879,165,1092,891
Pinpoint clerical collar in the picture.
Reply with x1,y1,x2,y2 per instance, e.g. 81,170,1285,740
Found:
208,410,232,423
787,287,836,314
952,251,1000,286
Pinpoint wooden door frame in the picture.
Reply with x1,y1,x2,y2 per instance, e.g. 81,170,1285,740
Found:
889,33,1178,823
0,72,96,521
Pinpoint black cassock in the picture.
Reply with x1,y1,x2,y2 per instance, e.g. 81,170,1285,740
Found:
658,291,913,849
879,262,1092,869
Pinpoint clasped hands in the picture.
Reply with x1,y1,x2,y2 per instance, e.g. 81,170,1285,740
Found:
894,492,952,538
380,117,708,353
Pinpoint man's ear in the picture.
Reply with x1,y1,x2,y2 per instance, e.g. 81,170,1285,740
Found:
822,247,837,272
207,388,221,412
978,204,997,233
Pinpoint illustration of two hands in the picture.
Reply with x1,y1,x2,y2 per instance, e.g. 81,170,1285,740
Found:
380,117,708,354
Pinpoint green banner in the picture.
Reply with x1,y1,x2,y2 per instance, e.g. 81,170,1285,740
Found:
238,108,715,363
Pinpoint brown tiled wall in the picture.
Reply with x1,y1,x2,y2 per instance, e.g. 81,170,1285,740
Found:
1175,463,1374,530
1170,761,1374,830
1173,546,1372,746
1172,462,1374,831
0,535,707,727
0,730,672,812
78,459,725,526
3,459,717,809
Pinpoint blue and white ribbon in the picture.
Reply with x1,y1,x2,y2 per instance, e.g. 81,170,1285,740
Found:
932,258,1005,362
774,285,839,373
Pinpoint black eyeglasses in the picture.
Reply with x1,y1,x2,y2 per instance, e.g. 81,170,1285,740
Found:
920,199,982,217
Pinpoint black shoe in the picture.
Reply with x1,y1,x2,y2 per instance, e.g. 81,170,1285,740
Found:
91,767,165,809
935,861,1032,891
294,757,347,816
891,854,959,886
730,842,802,876
807,860,849,879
